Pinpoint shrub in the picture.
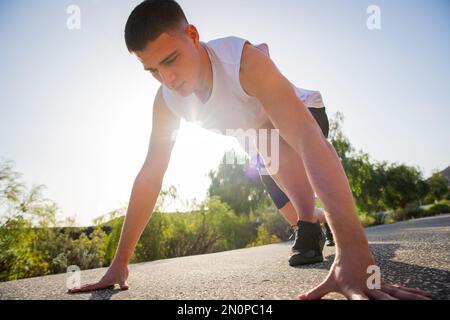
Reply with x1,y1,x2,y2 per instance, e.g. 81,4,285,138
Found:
257,208,291,241
0,217,50,281
112,197,260,263
49,227,108,273
103,217,125,265
371,212,388,225
359,213,376,227
426,203,450,216
133,212,170,262
246,225,280,248
391,207,426,222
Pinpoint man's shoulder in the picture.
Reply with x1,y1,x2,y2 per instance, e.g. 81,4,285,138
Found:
239,42,273,97
205,36,248,64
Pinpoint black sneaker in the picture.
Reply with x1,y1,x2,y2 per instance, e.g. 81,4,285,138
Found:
288,220,325,266
323,223,335,247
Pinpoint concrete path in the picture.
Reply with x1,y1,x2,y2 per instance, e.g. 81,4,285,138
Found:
1,214,449,300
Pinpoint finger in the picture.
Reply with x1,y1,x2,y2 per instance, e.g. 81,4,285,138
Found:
298,279,333,300
68,282,115,294
389,284,433,298
381,284,432,300
366,289,398,300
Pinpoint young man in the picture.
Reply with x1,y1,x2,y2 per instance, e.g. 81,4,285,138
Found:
69,0,431,299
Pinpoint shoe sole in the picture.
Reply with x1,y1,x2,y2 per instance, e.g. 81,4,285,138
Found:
288,253,324,266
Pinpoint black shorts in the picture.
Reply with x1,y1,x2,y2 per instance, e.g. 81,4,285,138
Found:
258,107,330,209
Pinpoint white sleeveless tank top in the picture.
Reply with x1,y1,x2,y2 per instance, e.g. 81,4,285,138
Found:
162,36,324,135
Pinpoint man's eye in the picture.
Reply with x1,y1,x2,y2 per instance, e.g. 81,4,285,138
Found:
166,56,177,64
148,56,177,74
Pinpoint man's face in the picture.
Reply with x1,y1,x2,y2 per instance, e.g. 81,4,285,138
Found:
133,25,202,96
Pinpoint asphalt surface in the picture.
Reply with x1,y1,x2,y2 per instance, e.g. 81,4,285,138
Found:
1,214,449,300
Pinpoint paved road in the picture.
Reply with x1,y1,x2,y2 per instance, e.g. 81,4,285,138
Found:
1,214,449,300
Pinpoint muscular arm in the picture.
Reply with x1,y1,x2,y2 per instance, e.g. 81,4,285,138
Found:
112,86,181,265
239,42,368,251
68,86,181,293
239,43,432,300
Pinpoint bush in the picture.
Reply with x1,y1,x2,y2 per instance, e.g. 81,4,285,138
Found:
133,212,170,262
426,203,450,216
256,208,291,241
105,197,261,263
359,213,376,227
437,199,450,206
0,217,109,281
203,196,257,252
0,217,50,281
246,225,280,248
390,206,426,222
50,228,108,272
371,212,388,225
103,217,125,265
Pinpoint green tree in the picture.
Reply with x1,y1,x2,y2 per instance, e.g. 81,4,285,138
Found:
0,160,57,280
327,113,430,213
0,216,49,281
328,113,385,213
203,196,257,251
0,159,108,281
380,163,424,209
208,150,271,215
424,171,449,204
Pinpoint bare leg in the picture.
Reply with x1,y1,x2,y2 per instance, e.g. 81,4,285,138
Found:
257,121,318,223
279,201,327,226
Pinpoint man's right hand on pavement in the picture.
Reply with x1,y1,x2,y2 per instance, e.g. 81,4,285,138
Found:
68,262,129,294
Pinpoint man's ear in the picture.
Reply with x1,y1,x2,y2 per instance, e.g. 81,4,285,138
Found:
185,24,200,46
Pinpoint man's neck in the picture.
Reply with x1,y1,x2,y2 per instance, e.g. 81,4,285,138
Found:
194,42,213,103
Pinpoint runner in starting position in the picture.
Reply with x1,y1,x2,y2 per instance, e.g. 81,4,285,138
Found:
69,0,432,300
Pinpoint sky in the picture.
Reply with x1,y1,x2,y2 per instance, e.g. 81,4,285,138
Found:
0,0,449,226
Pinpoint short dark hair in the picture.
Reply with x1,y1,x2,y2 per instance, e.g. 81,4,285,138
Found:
125,0,188,52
